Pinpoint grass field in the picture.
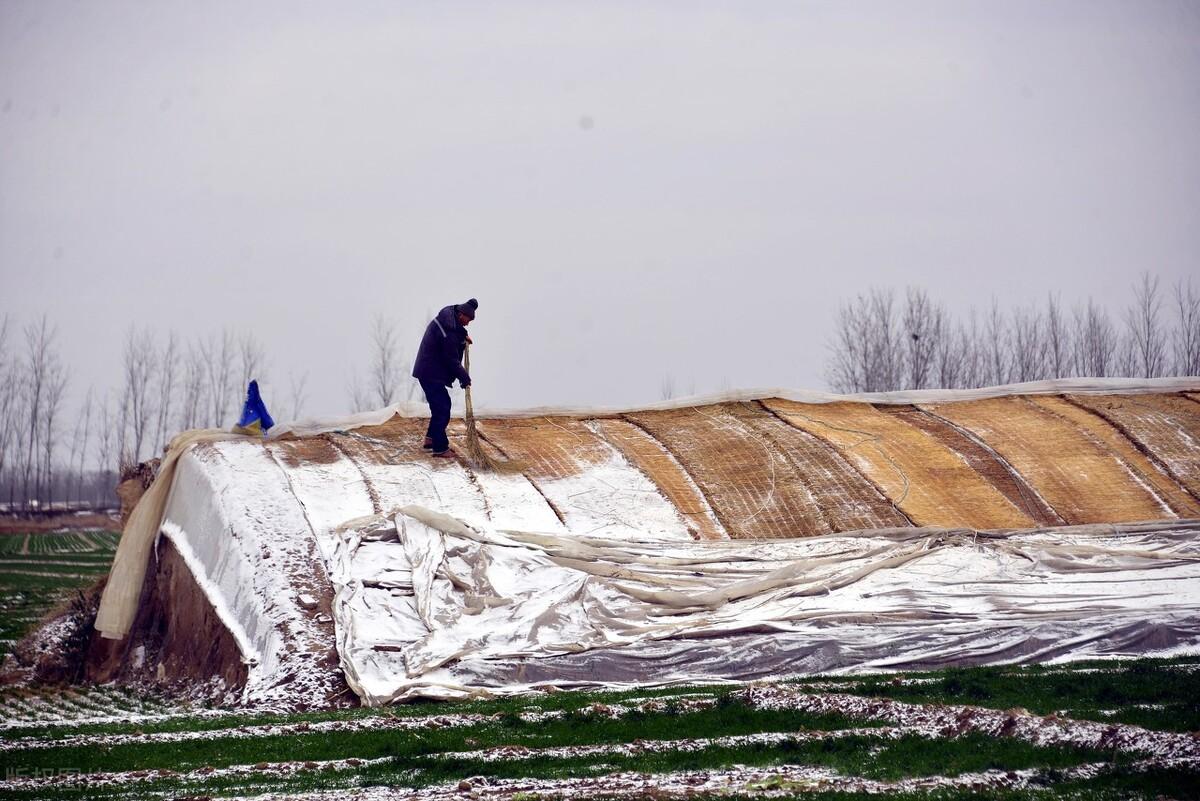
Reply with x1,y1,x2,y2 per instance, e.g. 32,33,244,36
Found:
0,529,1197,799
0,530,118,659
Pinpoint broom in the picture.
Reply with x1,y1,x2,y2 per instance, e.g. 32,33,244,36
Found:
461,342,513,471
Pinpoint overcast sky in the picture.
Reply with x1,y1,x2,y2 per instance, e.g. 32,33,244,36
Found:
2,0,1198,423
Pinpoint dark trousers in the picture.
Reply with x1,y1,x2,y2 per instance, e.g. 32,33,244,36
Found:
419,379,452,453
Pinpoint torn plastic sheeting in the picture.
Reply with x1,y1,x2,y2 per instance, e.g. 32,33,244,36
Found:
330,507,1200,704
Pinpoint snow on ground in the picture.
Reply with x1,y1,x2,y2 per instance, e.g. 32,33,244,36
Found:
0,686,223,732
5,689,1197,797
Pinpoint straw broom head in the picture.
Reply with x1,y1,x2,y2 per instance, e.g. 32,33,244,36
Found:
461,344,521,472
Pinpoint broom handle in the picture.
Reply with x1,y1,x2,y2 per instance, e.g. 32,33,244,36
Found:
464,342,474,419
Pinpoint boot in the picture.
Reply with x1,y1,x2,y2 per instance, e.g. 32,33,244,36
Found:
422,436,434,450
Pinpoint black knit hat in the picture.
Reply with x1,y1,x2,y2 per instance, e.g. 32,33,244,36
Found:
459,298,478,320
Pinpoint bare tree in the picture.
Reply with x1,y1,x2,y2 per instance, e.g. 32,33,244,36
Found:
826,281,1193,390
659,373,676,401
1072,299,1117,377
68,387,94,505
121,326,157,464
369,315,403,406
346,369,373,413
1173,279,1200,376
983,298,1010,387
828,288,906,392
827,293,873,393
1125,272,1167,379
902,287,941,390
154,332,179,452
1044,294,1071,379
288,371,309,420
201,329,235,428
7,386,30,510
116,378,130,473
0,316,14,507
178,340,206,431
40,363,68,509
77,388,94,505
934,321,971,389
1010,305,1046,383
960,313,986,389
868,289,903,391
67,396,83,505
237,331,268,394
1116,334,1138,378
21,316,59,509
96,394,116,505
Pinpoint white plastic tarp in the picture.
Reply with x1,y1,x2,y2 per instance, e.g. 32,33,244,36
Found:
332,507,1200,705
95,429,251,639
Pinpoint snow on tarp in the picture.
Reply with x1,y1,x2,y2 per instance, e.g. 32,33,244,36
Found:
95,429,251,640
334,507,1200,704
93,377,1200,705
148,442,352,706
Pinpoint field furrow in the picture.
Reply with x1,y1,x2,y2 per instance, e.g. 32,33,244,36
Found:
3,662,1197,800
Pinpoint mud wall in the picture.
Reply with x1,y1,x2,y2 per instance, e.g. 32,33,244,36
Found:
86,537,249,697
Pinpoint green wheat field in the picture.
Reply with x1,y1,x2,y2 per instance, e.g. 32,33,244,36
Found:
0,529,1197,800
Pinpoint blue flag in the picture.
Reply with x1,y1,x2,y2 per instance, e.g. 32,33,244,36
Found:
233,379,275,436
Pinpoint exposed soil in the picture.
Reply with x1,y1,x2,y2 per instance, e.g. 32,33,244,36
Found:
2,577,106,686
84,537,249,703
270,433,348,469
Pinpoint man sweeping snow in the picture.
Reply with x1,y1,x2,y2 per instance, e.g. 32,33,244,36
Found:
412,298,477,458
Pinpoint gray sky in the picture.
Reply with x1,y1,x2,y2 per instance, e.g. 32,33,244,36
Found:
2,0,1198,421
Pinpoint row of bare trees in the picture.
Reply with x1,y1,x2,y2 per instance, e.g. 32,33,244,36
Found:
827,273,1200,393
0,313,420,514
115,327,273,463
0,317,70,511
0,320,284,512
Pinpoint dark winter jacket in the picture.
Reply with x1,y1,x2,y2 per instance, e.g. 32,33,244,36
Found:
412,305,471,388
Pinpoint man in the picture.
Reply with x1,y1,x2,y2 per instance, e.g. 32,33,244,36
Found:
412,298,477,457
